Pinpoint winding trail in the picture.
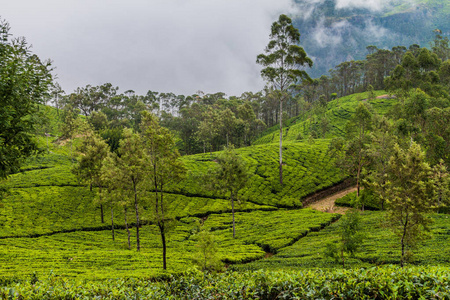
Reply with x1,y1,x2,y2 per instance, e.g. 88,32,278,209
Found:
306,186,356,214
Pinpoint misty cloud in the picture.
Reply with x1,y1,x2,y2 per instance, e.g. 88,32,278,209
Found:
335,0,389,11
335,0,419,12
312,19,349,47
2,0,298,96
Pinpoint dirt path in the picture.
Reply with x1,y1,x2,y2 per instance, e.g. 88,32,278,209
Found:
306,186,356,214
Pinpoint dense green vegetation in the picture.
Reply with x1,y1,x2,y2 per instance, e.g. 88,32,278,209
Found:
1,9,449,298
2,266,449,299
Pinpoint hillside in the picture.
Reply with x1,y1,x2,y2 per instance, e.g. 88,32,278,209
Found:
293,0,450,77
254,90,395,144
1,91,449,283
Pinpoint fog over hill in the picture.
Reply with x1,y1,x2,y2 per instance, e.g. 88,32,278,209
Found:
293,0,449,77
1,0,447,95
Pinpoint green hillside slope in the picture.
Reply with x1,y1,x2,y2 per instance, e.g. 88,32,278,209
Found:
254,90,395,145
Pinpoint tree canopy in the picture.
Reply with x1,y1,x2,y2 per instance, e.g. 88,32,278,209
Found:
0,19,52,179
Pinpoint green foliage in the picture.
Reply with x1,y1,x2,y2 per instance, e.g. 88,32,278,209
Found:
179,141,344,208
386,142,435,266
235,212,450,271
207,145,250,238
254,90,395,144
324,210,364,267
257,13,313,184
0,19,53,179
204,209,339,254
192,229,223,273
1,266,449,299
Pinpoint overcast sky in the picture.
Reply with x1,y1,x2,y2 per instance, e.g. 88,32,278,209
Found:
2,0,403,97
2,0,301,96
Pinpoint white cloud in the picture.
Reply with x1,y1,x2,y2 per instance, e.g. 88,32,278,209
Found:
335,0,389,11
1,0,298,96
312,18,350,47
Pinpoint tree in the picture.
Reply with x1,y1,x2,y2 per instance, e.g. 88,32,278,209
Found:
209,146,250,238
431,160,450,213
72,131,109,223
193,228,223,274
141,112,186,270
325,210,363,267
101,129,147,251
330,102,373,205
385,142,434,267
365,116,397,210
257,14,313,185
101,152,134,247
0,19,52,179
196,107,219,155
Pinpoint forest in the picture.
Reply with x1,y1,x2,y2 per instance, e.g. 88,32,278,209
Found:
0,9,450,299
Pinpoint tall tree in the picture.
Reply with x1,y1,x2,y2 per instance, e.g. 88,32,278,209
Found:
257,14,313,185
72,131,109,223
330,102,373,205
141,112,186,270
365,116,397,210
0,19,52,179
101,129,147,251
386,142,434,267
209,146,250,238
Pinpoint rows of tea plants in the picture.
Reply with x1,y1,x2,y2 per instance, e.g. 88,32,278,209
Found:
254,91,396,145
203,209,339,254
0,186,274,238
0,208,337,279
179,141,344,208
2,266,449,299
233,211,450,271
0,219,264,279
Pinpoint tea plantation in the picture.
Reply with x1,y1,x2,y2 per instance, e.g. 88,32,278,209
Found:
1,92,449,299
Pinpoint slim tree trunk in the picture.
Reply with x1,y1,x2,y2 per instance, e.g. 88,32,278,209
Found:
111,206,115,241
99,186,104,223
124,206,131,249
133,180,140,252
401,214,408,268
160,223,167,270
279,99,283,185
231,193,236,238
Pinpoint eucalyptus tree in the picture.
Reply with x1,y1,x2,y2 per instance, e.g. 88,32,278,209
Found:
257,14,313,185
141,111,186,270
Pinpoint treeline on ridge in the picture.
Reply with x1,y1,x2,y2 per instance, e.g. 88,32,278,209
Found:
45,33,450,157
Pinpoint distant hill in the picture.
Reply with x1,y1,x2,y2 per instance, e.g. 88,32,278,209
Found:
293,0,450,77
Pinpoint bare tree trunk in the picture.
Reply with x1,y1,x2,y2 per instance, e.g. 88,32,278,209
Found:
111,206,115,241
124,206,131,249
133,180,140,252
99,186,104,223
279,99,283,185
231,193,236,238
401,215,408,268
159,223,167,270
